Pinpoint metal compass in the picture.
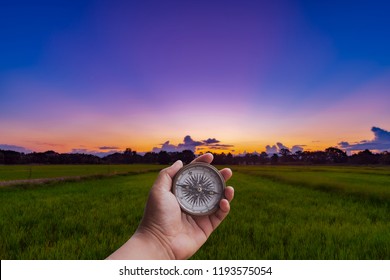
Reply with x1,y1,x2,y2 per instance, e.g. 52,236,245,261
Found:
172,162,225,216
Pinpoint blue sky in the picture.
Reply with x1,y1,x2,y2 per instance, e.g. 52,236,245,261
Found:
1,0,390,154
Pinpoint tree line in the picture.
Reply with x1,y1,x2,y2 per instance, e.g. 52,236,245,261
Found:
1,147,389,165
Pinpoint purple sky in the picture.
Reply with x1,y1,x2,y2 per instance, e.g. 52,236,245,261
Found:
1,0,390,154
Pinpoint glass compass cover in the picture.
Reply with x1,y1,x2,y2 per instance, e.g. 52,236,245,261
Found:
172,162,225,216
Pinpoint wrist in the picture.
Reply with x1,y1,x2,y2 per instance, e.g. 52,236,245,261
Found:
106,226,175,260
134,225,175,260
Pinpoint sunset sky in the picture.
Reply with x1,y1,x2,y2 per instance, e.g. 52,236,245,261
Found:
1,0,390,155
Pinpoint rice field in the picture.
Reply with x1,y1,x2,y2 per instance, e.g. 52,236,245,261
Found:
0,165,389,259
0,164,162,181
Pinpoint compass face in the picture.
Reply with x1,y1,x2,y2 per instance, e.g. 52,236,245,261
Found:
172,162,225,216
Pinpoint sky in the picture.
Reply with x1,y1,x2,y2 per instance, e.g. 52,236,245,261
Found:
1,0,390,155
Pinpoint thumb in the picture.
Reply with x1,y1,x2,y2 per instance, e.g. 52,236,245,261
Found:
153,160,183,191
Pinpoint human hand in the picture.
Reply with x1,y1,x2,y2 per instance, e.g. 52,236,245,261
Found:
107,153,234,260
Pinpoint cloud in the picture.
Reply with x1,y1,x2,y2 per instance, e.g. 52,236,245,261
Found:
338,141,350,148
265,142,305,155
99,146,120,150
177,136,203,151
152,141,181,153
372,126,390,142
291,145,305,153
71,149,90,154
152,136,234,153
265,145,278,154
338,126,390,152
71,148,119,157
207,143,235,149
276,142,288,150
203,138,220,144
0,144,32,153
202,138,233,150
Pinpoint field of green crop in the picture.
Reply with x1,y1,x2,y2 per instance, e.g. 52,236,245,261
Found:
0,164,162,181
1,165,390,259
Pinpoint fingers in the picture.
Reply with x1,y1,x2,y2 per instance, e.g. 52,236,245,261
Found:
224,186,234,202
209,199,230,230
220,186,234,211
219,199,230,213
191,153,213,164
153,160,183,191
220,168,232,182
217,186,234,215
164,160,183,178
209,186,234,230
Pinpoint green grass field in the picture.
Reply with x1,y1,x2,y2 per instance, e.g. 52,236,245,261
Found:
1,165,389,259
0,164,162,181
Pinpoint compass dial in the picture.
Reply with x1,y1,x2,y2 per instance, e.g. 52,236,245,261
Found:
172,162,225,216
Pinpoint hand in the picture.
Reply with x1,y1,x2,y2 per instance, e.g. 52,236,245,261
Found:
107,153,234,260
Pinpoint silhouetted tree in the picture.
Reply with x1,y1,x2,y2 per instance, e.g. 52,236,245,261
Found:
225,152,233,165
279,148,292,163
214,152,228,165
293,150,303,162
259,152,269,164
123,148,141,164
243,153,260,165
104,152,125,164
379,151,390,164
1,147,389,166
325,147,348,163
270,153,279,164
143,152,158,164
158,151,171,165
123,148,133,163
311,151,327,164
3,150,23,164
349,149,379,164
179,150,195,164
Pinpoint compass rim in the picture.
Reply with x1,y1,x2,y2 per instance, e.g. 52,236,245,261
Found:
172,162,226,216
